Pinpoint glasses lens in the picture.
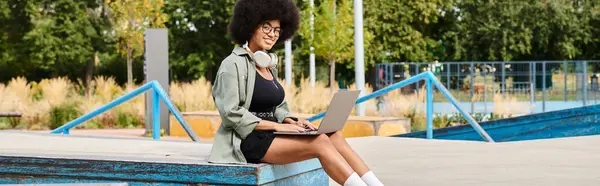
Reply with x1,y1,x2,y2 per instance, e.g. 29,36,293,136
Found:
262,24,272,34
273,28,280,36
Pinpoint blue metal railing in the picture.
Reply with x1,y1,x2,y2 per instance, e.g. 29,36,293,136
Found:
307,71,495,142
50,80,201,142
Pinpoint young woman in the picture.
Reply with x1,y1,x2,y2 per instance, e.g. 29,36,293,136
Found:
209,0,384,185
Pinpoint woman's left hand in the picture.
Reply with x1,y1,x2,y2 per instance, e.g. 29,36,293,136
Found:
283,118,316,130
295,119,316,130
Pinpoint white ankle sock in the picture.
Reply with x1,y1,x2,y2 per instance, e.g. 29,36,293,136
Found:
343,172,367,186
360,171,384,186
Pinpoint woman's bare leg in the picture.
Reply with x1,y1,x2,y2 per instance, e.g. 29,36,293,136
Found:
262,134,354,185
327,131,371,176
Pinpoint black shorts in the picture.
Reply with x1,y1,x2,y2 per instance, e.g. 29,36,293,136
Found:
241,130,276,163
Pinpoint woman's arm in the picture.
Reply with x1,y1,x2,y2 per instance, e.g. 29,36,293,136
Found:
254,120,278,130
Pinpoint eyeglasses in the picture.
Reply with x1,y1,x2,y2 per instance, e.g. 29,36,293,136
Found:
261,22,281,37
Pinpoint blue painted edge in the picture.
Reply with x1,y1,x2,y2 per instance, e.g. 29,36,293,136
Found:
397,104,600,139
257,158,323,185
0,155,324,185
0,155,257,185
0,174,179,186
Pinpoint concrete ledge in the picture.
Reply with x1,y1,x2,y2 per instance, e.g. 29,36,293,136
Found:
0,132,327,185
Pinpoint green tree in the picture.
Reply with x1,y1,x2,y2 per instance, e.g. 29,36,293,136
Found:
25,0,96,77
0,0,111,83
0,0,13,74
164,0,236,82
576,0,600,60
363,0,453,63
105,0,167,88
447,0,586,61
299,0,365,89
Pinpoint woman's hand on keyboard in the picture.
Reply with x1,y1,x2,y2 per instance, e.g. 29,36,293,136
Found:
296,119,316,130
275,124,306,133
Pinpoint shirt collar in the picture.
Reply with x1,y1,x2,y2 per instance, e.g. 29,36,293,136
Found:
232,45,249,56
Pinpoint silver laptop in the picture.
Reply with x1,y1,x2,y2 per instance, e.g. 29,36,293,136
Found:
274,90,361,135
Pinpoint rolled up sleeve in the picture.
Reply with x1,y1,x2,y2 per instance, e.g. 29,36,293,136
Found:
274,100,297,123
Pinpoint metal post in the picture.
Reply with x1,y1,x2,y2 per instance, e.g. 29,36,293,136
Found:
530,82,535,114
457,64,461,90
416,64,420,94
583,61,588,106
542,62,546,112
144,29,170,135
353,0,366,116
532,62,536,102
310,50,315,87
483,67,487,114
375,64,379,89
309,0,315,88
152,89,160,140
447,63,450,88
284,40,292,85
388,64,392,85
529,63,535,110
530,63,535,114
564,61,567,102
470,63,474,113
502,62,506,97
457,64,461,102
426,78,433,139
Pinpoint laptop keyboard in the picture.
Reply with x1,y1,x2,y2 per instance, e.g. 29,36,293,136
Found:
302,129,318,134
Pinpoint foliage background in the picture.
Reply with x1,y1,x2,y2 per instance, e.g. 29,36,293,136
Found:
1,0,598,85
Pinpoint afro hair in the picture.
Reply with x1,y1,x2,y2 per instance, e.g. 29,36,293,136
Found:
228,0,300,45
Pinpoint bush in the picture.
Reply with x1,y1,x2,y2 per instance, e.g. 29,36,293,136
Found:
49,103,81,129
115,111,142,129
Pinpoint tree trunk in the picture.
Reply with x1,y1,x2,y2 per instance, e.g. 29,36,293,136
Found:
329,58,336,91
126,45,133,90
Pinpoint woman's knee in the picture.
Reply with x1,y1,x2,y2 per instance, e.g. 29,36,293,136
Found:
309,134,334,154
313,133,332,145
327,131,344,139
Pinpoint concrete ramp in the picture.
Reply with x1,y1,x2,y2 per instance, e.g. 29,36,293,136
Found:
396,104,600,142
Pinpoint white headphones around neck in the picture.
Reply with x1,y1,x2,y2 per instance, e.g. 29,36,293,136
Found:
243,41,278,68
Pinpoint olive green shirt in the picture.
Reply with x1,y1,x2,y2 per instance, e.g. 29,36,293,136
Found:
207,46,296,164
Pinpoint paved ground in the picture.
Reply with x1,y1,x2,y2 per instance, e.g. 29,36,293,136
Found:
2,130,600,185
337,135,600,186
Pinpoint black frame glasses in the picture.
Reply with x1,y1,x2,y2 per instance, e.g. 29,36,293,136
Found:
261,22,281,37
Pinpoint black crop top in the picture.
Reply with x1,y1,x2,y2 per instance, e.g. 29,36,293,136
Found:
248,71,285,122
